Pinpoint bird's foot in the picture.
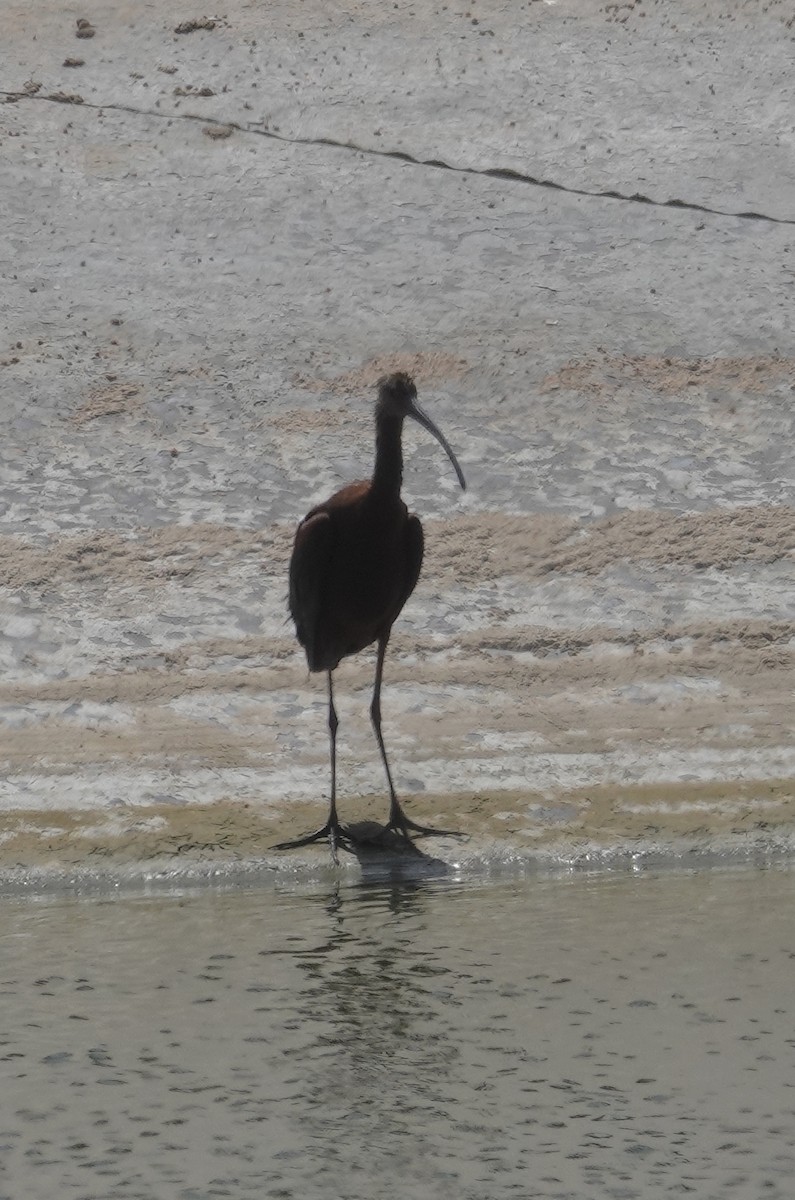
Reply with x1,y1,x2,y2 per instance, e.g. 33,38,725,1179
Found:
272,819,351,865
382,805,467,843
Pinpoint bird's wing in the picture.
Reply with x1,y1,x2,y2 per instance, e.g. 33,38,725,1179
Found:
288,510,334,668
397,513,424,615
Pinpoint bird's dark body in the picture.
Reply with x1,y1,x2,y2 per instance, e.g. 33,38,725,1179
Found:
289,482,423,673
275,371,465,860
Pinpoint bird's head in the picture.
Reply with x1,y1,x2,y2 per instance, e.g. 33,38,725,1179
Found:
375,372,466,491
376,371,418,417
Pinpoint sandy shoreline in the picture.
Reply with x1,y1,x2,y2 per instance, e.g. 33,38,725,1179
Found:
2,1,794,883
2,498,793,882
1,774,793,886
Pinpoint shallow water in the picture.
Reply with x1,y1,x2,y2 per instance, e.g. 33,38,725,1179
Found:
2,865,794,1200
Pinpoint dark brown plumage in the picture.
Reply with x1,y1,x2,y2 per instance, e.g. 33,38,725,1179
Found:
275,371,466,861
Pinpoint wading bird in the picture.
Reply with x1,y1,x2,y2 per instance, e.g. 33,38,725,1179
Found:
275,371,466,861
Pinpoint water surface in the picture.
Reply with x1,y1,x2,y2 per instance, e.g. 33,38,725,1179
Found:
2,865,794,1199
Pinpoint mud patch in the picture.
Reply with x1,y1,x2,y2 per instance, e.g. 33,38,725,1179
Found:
294,351,470,396
531,505,795,576
0,524,293,590
541,352,795,398
428,504,795,583
72,382,143,425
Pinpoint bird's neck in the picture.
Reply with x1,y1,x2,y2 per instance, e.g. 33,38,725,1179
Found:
371,413,404,500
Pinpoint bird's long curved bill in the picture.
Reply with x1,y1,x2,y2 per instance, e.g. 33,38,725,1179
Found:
409,402,467,491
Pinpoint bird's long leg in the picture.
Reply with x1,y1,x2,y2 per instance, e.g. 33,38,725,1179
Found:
370,635,463,842
273,671,351,863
